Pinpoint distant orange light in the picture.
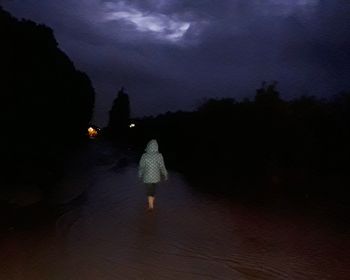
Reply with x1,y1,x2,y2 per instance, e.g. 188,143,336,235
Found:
88,127,98,138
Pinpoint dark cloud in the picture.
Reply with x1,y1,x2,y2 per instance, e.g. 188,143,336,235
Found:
3,0,350,125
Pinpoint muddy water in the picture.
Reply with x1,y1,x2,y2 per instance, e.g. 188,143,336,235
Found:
0,146,349,279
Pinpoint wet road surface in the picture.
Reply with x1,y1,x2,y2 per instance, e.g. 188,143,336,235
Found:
0,143,349,279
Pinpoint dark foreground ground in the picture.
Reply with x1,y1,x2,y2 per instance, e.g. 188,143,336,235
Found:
0,141,349,279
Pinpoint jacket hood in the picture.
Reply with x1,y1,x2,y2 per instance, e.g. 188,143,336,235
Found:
145,139,159,153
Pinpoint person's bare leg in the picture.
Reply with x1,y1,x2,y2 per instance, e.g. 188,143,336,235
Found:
148,196,155,210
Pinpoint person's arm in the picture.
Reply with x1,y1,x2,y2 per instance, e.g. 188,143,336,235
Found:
158,154,168,180
138,154,145,179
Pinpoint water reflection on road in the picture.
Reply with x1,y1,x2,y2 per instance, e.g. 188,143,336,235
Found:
0,145,349,279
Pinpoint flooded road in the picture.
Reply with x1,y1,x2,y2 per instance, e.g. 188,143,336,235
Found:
1,143,349,279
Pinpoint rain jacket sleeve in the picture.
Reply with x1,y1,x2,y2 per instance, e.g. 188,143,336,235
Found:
158,154,168,180
138,154,145,179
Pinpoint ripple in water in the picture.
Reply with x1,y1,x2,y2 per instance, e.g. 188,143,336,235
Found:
0,157,349,279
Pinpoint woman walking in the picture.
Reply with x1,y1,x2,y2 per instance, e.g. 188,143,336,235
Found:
138,139,168,211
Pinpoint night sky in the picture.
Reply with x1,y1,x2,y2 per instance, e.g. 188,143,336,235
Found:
3,0,350,126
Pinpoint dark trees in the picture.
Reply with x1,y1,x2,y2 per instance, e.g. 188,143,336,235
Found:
0,7,95,183
107,87,130,142
255,81,281,105
133,83,350,202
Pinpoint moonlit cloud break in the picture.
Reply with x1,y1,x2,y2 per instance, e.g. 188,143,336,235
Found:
104,4,190,42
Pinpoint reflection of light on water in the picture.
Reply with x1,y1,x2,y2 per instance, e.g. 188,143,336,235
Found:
129,123,135,128
1,161,349,279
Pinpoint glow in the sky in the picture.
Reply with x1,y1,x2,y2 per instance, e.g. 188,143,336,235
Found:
103,3,190,42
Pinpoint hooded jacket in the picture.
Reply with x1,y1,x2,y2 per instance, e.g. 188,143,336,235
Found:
138,139,168,184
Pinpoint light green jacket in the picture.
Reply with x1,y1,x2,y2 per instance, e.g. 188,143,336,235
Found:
138,139,168,183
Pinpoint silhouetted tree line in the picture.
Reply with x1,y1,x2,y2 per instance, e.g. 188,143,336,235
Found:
129,82,350,202
1,7,95,186
106,87,130,144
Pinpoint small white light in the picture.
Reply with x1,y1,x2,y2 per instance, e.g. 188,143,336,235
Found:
129,123,135,128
